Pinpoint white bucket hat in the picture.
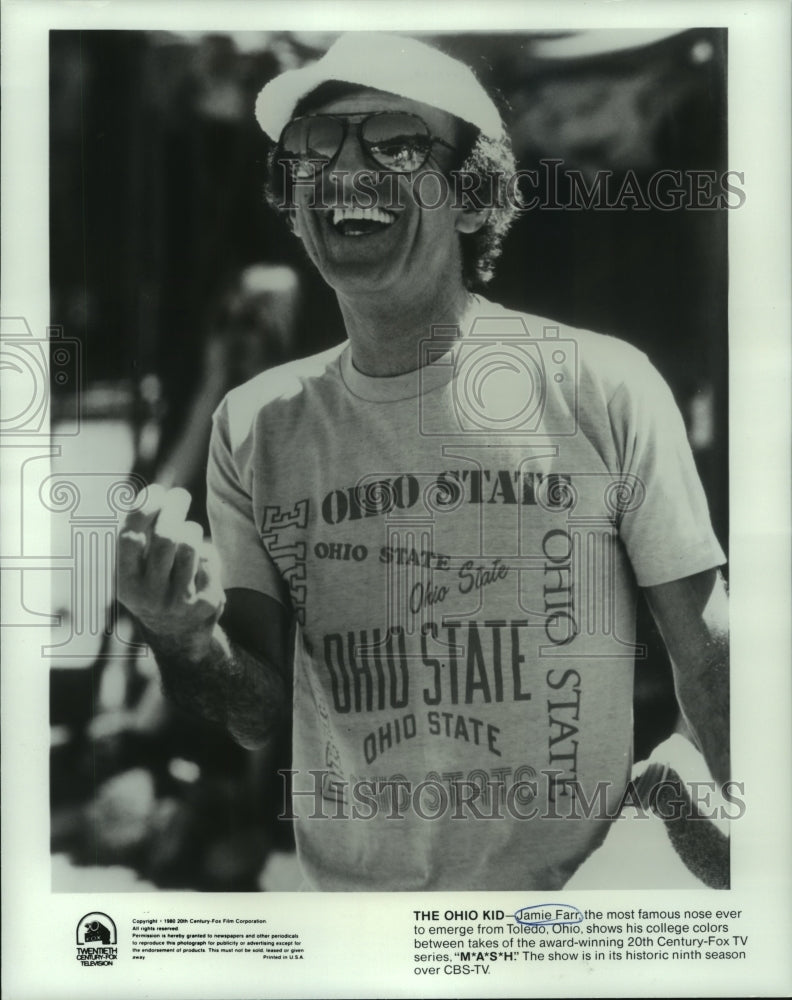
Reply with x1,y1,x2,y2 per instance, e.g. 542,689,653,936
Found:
255,32,503,142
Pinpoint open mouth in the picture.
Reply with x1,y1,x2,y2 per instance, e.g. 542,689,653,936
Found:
330,206,398,237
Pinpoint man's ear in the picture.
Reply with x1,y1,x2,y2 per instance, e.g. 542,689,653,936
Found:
454,206,491,234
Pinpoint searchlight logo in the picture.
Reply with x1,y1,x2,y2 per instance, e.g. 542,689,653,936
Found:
76,912,118,967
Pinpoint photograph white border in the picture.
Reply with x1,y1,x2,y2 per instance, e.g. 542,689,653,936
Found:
2,1,790,997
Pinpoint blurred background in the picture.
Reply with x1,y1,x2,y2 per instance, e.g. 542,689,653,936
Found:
48,28,728,891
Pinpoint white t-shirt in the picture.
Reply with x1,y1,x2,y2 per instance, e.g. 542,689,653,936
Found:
207,297,725,891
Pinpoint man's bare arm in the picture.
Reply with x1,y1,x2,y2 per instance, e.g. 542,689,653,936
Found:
644,567,729,786
140,591,291,750
117,486,292,750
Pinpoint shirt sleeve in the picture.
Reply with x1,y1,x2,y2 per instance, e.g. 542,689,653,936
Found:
609,357,726,587
206,399,290,605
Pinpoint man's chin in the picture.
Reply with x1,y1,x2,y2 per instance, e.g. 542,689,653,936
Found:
323,264,399,297
318,241,406,295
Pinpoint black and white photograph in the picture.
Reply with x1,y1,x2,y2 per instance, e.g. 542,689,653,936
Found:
2,2,790,998
48,23,735,894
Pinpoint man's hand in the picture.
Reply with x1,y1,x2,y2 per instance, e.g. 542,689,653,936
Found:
644,568,729,787
117,485,225,661
116,484,291,749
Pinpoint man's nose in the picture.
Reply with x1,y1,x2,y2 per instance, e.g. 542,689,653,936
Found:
332,125,368,174
320,127,370,205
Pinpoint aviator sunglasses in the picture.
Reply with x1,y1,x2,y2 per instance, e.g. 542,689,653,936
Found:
277,111,458,179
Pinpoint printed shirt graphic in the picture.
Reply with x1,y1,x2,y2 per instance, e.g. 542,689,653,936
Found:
207,298,725,891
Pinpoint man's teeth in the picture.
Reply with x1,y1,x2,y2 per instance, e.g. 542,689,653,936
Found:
332,206,396,227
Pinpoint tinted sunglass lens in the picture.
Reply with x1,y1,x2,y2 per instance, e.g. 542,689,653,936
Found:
362,114,432,171
280,116,344,178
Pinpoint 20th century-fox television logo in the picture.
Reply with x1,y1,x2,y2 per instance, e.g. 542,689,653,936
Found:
76,912,118,967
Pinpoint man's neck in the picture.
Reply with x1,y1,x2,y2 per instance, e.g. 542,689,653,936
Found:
337,282,475,377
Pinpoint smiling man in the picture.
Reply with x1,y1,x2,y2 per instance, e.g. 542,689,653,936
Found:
117,32,729,891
